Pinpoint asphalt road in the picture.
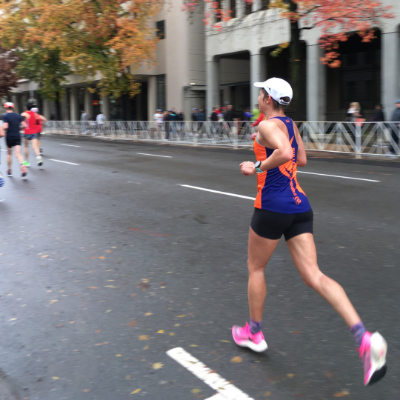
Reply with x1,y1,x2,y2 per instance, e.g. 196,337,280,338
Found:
0,135,399,400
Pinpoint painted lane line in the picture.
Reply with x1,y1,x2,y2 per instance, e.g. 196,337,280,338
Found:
62,144,81,148
167,347,254,400
180,185,255,201
297,171,380,183
49,159,80,166
137,152,172,158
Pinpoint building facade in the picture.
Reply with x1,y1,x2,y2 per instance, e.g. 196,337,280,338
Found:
206,0,400,121
10,0,206,122
10,0,400,122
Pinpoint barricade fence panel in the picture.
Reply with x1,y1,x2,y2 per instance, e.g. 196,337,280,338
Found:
43,121,400,155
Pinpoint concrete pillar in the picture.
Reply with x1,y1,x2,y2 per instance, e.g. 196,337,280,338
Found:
307,44,326,121
206,59,219,116
236,0,244,18
84,89,93,120
10,94,18,112
250,52,266,109
252,0,261,12
43,100,52,120
148,76,157,121
101,96,110,120
70,87,79,121
382,30,400,120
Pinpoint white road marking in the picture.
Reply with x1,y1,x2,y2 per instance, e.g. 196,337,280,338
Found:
62,144,81,148
167,347,254,400
180,185,255,200
137,152,172,158
49,159,79,166
297,171,380,183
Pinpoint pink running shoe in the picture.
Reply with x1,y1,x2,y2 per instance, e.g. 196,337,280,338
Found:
359,331,387,386
232,322,268,352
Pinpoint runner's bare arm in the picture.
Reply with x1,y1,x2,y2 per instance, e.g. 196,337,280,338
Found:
240,120,292,176
0,125,4,137
294,122,307,167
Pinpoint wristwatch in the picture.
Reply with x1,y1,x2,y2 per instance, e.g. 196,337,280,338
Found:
254,160,263,173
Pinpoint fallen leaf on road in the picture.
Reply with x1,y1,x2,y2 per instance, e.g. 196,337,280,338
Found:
105,285,117,288
264,392,271,397
127,321,138,327
130,389,141,395
190,345,198,347
231,356,242,363
90,287,98,290
157,330,165,334
116,354,122,357
287,373,295,378
334,391,350,397
191,389,201,394
106,310,112,313
98,256,106,260
152,363,163,370
52,377,60,380
139,335,149,341
9,318,17,321
126,375,131,380
176,315,186,318
56,324,64,328
83,389,90,393
50,300,59,305
144,312,152,316
95,342,109,346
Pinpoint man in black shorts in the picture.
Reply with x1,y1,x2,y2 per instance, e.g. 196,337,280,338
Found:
2,102,28,177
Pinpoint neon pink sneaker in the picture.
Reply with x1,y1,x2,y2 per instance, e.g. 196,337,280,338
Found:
359,331,387,386
232,322,268,352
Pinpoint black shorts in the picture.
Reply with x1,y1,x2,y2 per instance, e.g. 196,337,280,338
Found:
6,136,21,148
250,208,313,241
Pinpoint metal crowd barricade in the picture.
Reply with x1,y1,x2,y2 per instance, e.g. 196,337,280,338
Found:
43,120,400,156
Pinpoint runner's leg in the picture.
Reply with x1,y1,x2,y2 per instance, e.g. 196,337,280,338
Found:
247,227,279,322
7,147,12,171
24,137,29,161
286,232,360,328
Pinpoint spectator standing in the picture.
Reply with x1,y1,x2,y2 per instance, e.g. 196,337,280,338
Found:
81,110,88,134
96,112,106,136
371,104,385,122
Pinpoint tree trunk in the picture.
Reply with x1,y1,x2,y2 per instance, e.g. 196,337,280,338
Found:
55,91,62,120
289,1,302,120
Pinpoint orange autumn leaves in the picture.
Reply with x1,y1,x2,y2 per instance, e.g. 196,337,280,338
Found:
0,0,163,98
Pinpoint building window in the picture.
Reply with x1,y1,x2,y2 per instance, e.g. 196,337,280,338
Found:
261,0,270,10
156,20,165,40
157,74,166,111
216,0,222,22
231,0,236,18
245,1,252,15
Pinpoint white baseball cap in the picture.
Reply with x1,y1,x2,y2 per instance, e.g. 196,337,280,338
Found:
32,107,39,113
254,77,293,105
4,102,14,109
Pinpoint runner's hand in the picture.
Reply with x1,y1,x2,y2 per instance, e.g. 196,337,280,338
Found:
240,161,256,176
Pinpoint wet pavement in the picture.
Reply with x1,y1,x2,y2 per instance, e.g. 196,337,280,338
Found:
0,135,399,400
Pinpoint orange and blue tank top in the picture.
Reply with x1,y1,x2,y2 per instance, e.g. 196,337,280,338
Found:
254,116,311,214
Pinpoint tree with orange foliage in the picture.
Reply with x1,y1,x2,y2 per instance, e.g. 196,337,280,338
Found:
184,0,393,116
0,47,19,98
0,0,163,116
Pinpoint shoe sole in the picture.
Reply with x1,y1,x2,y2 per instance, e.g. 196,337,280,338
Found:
234,339,268,352
366,332,387,386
